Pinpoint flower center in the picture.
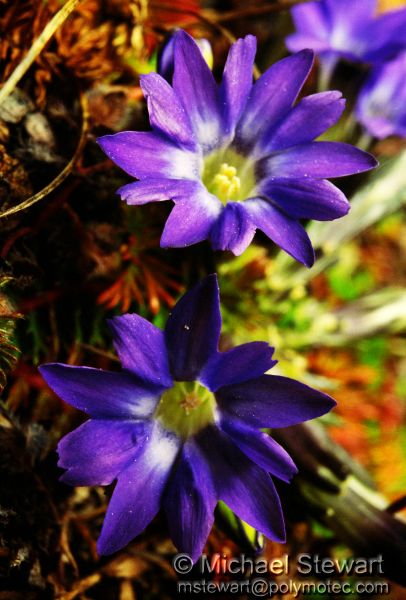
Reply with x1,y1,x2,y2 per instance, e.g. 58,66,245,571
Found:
211,163,241,203
202,148,256,205
154,381,216,439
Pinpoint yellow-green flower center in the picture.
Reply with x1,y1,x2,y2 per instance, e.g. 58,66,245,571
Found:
202,148,256,205
211,163,241,202
154,381,216,439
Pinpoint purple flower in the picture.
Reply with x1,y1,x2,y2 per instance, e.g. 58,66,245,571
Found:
286,0,406,79
39,275,335,560
158,31,213,82
356,52,406,139
98,30,376,267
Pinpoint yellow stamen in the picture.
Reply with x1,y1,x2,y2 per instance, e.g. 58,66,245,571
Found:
211,163,241,204
180,392,202,414
202,148,256,205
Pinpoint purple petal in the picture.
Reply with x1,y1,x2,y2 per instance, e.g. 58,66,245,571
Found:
97,131,199,180
58,419,147,486
264,142,378,179
157,30,213,83
286,0,379,62
198,426,286,542
165,275,221,381
285,33,331,55
173,30,221,151
235,50,314,152
260,178,350,221
216,374,336,429
164,439,217,562
200,342,276,392
288,1,330,44
158,34,213,83
244,198,315,267
108,314,173,388
39,364,160,419
140,73,196,148
365,8,406,62
286,2,333,60
220,35,257,136
287,0,374,53
209,202,256,256
118,178,202,206
266,92,345,152
325,0,376,32
97,422,180,555
157,33,177,82
160,185,222,248
220,417,297,483
356,54,406,139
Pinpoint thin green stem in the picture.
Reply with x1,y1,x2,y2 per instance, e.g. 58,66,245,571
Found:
356,130,374,151
317,58,337,93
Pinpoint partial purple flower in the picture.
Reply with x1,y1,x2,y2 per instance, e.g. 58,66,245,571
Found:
158,31,213,82
286,0,406,83
356,52,406,139
39,275,336,560
98,30,376,267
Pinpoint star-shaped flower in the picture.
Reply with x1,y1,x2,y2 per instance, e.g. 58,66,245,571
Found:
286,0,406,82
39,275,336,560
98,30,376,267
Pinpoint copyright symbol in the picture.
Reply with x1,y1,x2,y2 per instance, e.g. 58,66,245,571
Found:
172,553,193,574
251,578,269,597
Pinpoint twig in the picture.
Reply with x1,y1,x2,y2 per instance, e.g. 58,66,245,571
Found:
209,0,308,23
0,93,89,219
70,506,107,521
0,0,84,106
387,494,406,515
57,572,101,600
150,0,304,22
77,343,120,363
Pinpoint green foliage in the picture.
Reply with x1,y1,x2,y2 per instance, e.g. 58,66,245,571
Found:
327,245,374,301
356,337,388,368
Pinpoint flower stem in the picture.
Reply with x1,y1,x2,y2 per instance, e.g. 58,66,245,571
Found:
317,57,337,92
342,111,357,141
356,130,374,151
